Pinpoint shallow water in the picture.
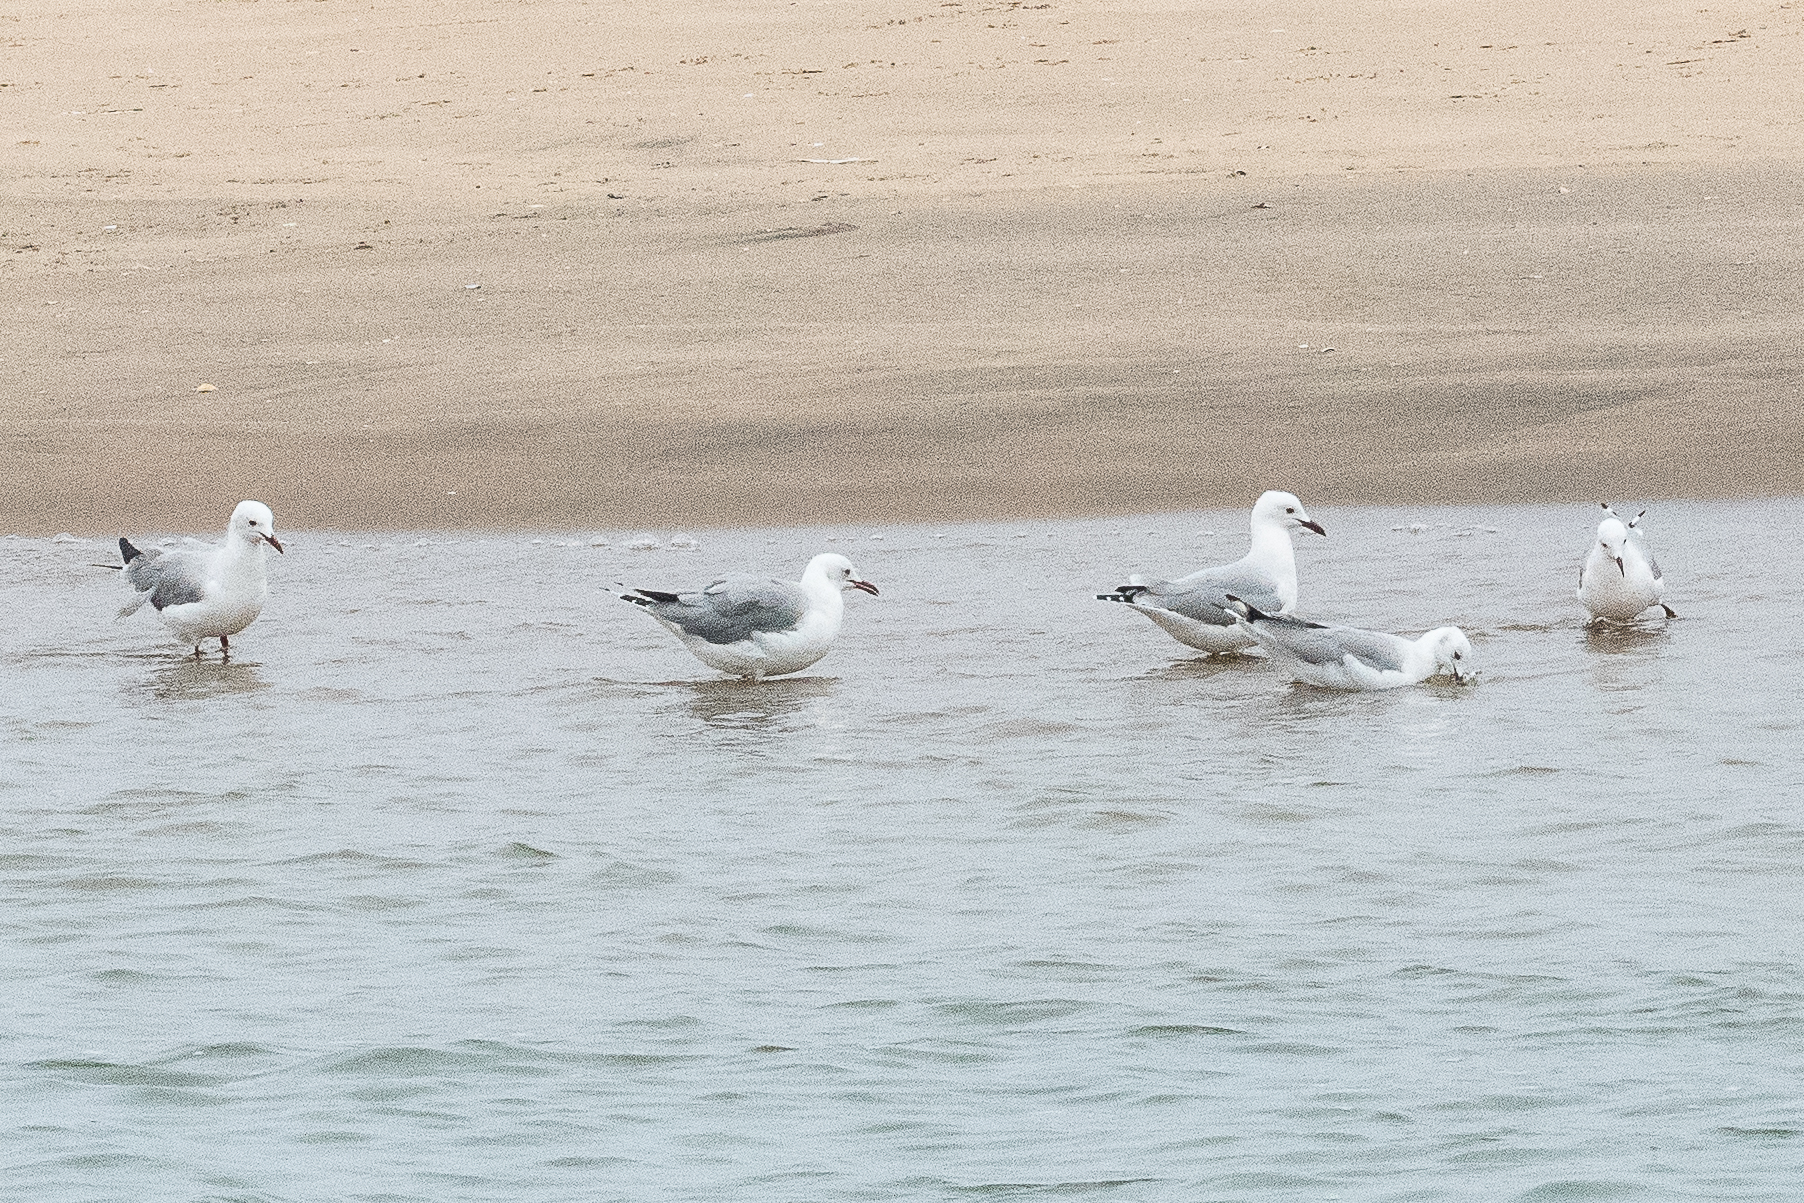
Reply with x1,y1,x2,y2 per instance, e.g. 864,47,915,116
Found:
3,500,1801,1202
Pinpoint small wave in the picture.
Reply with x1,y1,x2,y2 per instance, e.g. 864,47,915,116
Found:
23,1059,216,1090
1125,1023,1245,1038
946,1178,1168,1197
53,874,164,893
927,998,1096,1026
1513,1179,1647,1200
273,849,433,871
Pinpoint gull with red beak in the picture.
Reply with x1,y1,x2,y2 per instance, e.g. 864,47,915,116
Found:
1578,503,1674,623
116,499,286,658
622,552,878,680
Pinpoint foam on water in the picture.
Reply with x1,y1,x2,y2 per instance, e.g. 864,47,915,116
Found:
2,502,1802,1201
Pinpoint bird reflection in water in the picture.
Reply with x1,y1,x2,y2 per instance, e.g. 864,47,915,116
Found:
1582,620,1669,656
139,655,271,702
1136,654,1265,684
1582,619,1668,698
683,675,839,729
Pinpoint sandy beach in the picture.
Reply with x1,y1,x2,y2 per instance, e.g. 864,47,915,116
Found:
4,0,1801,532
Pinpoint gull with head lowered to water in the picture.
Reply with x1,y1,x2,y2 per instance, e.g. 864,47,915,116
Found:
115,499,285,658
1098,490,1326,654
1224,595,1473,691
622,552,878,680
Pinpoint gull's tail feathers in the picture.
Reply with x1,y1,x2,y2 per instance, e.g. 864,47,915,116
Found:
113,537,151,619
1098,575,1157,604
1222,593,1272,622
1096,584,1150,605
621,588,681,609
1226,594,1330,631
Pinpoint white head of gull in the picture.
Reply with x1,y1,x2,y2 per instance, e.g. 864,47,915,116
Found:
1098,489,1326,654
1578,503,1675,623
1224,595,1473,691
116,499,285,658
622,551,878,680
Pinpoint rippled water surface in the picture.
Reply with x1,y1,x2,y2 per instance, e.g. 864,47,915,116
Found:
4,500,1802,1202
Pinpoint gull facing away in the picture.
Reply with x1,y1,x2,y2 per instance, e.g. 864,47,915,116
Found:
1097,490,1326,654
1224,595,1473,691
1578,503,1676,623
621,552,878,680
116,500,285,658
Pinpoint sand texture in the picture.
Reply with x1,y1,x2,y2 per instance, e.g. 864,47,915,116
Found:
4,0,1801,531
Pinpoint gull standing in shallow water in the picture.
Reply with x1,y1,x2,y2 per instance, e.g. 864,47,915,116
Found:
116,500,285,658
1098,490,1326,654
1578,504,1676,623
622,552,878,680
1224,596,1473,690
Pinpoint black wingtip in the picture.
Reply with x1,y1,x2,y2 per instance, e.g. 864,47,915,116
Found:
1097,585,1148,605
119,537,143,563
1223,593,1273,622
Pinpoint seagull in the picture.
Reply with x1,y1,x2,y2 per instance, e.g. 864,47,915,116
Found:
622,552,878,680
1097,490,1326,653
1578,503,1675,623
115,500,285,658
1224,595,1473,690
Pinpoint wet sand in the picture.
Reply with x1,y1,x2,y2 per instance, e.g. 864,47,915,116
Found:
4,0,1801,531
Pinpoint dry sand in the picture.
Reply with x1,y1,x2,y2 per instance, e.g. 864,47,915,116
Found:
4,0,1801,531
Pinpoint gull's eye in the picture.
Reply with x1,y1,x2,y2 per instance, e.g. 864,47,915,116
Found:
1286,507,1296,514
249,520,258,526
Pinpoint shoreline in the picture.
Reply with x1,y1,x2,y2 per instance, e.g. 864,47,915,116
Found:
18,488,1794,543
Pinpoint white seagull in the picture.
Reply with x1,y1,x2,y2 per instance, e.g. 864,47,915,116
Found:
1225,595,1473,690
116,500,285,658
1578,503,1675,623
622,552,878,680
1098,490,1327,654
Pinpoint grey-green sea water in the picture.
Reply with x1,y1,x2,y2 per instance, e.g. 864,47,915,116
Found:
4,500,1801,1202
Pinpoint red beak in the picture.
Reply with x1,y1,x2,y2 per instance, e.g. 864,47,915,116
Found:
266,533,285,554
851,579,879,596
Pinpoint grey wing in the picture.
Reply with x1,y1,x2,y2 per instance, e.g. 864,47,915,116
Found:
124,548,209,611
657,575,808,645
1328,627,1415,673
1257,618,1411,672
1144,561,1283,626
1626,528,1662,580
